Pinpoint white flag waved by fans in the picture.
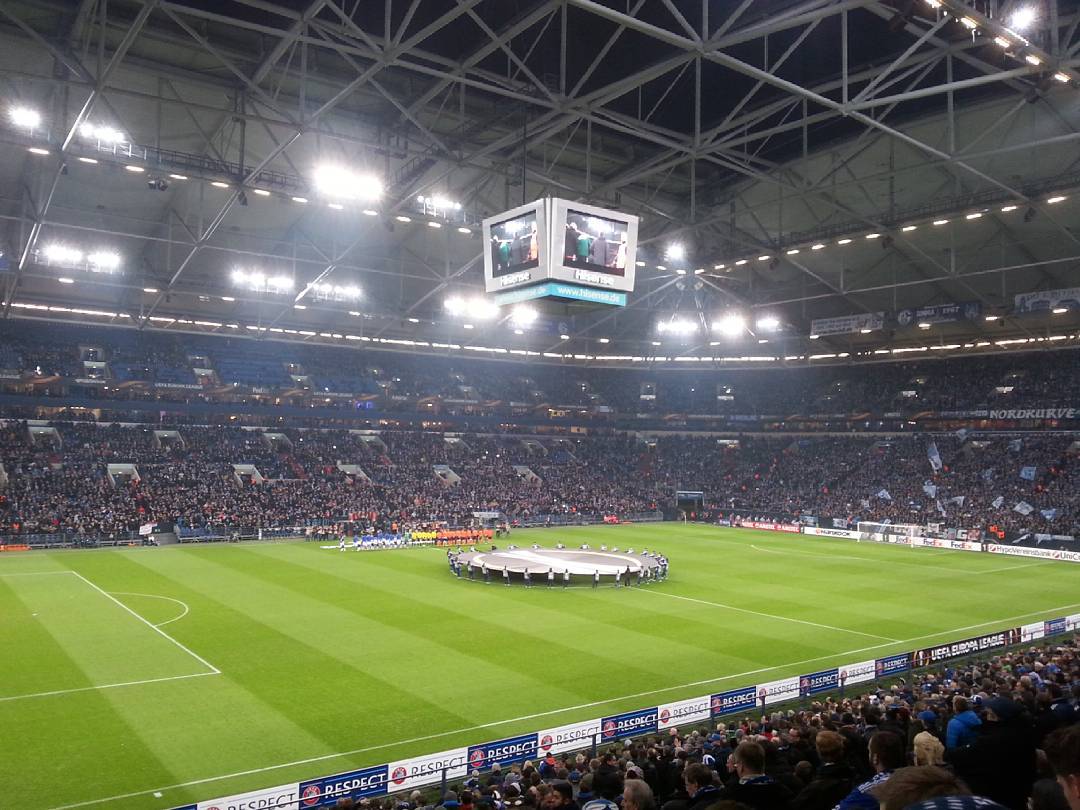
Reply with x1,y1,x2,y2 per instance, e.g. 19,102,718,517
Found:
876,489,892,501
922,481,938,498
1013,501,1034,516
1020,466,1037,481
991,495,1005,508
927,442,943,472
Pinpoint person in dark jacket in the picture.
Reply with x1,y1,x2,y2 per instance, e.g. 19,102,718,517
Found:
946,696,982,749
791,730,855,810
682,762,722,810
716,742,793,810
949,697,1038,810
836,731,907,810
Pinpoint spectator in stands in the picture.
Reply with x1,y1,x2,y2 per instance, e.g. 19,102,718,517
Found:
835,731,906,810
947,696,982,749
869,766,971,810
950,698,1038,810
790,729,855,810
716,742,793,809
1043,724,1080,810
621,779,656,810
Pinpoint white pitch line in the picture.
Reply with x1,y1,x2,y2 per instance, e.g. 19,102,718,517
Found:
639,588,900,643
974,560,1054,575
48,599,1080,810
70,572,219,675
0,672,218,704
108,591,190,627
0,571,77,576
750,543,957,570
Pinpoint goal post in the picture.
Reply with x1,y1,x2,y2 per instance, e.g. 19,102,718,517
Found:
855,522,926,544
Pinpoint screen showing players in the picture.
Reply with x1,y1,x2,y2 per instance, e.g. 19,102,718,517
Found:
562,209,629,277
488,211,540,278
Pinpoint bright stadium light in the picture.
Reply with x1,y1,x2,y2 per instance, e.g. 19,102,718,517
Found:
510,305,538,328
664,243,685,262
656,318,698,336
43,244,83,264
1011,6,1037,30
312,164,383,201
80,123,126,143
311,282,362,302
445,296,498,320
232,269,293,293
714,313,747,337
87,251,121,272
755,315,780,332
10,106,41,129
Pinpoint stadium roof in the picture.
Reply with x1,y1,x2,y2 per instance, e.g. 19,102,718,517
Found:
2,0,1080,365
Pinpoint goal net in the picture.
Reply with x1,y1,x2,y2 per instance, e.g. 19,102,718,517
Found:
855,522,926,543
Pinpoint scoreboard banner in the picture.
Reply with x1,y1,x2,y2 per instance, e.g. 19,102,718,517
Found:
657,696,711,729
178,613,1079,810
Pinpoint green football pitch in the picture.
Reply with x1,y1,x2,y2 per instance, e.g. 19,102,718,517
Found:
2,524,1078,810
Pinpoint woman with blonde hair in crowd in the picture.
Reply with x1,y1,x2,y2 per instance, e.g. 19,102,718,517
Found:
913,731,947,766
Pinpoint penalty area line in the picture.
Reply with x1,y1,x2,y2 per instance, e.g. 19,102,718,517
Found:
51,599,1080,810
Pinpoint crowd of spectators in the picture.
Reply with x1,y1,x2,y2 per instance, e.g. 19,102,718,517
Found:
3,321,1080,421
374,640,1080,810
2,421,1079,541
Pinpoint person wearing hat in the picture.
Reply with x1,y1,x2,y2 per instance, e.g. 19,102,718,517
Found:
950,697,1038,810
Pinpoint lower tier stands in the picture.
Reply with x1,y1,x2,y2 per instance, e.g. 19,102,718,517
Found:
1,422,1077,542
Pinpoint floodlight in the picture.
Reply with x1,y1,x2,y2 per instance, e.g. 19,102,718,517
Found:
994,36,1012,48
252,189,271,197
902,225,917,232
457,227,472,234
1053,307,1068,314
510,305,538,327
837,238,852,245
560,334,570,340
312,164,383,201
918,322,932,329
714,313,746,337
78,157,98,164
598,338,610,344
143,287,158,293
27,147,50,155
959,17,977,30
664,243,685,262
809,334,820,340
866,232,881,239
169,174,189,181
657,319,697,336
125,165,144,173
87,251,120,271
292,196,308,203
10,107,41,128
933,219,949,225
211,181,230,188
1011,6,1037,31
43,244,83,264
1047,195,1066,204
965,212,983,219
755,315,780,332
1054,72,1071,83
811,243,825,250
735,259,747,265
57,277,74,284
1025,53,1042,66
757,255,770,261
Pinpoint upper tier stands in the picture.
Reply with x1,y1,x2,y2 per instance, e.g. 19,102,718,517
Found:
1,321,1079,421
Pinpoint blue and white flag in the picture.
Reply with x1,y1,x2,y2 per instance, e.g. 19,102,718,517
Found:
1014,501,1034,516
927,442,943,472
923,481,938,498
992,495,1005,508
1041,508,1059,521
876,489,892,501
949,495,966,507
981,468,995,481
1008,439,1023,452
955,428,970,442
1020,466,1037,481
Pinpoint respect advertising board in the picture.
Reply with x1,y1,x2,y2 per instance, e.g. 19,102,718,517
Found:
467,733,538,770
299,765,388,807
600,707,658,740
756,676,800,706
538,718,603,755
711,686,758,716
193,782,302,810
838,659,876,686
799,668,839,697
912,629,1020,668
386,748,468,792
875,653,910,678
657,696,711,729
